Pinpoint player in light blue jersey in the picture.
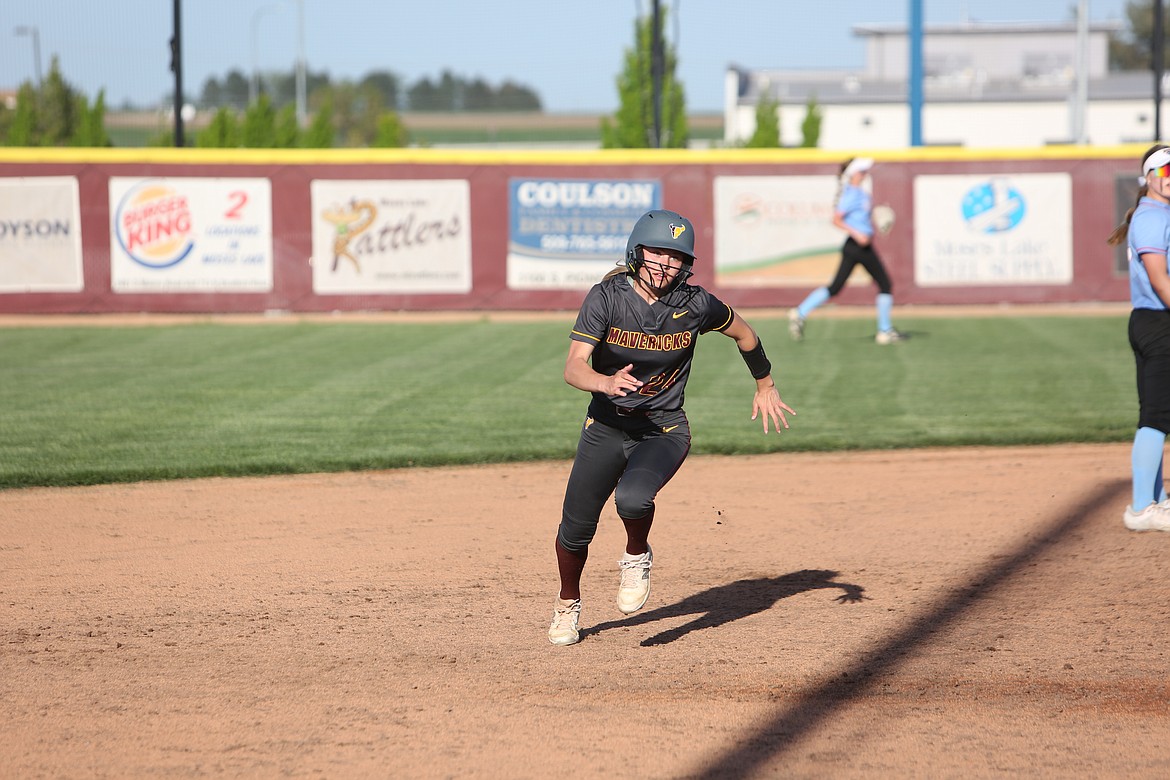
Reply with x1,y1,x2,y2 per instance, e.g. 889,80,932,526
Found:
788,157,905,345
1108,144,1170,532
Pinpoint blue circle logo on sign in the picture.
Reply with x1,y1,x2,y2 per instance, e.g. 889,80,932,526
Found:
961,179,1026,234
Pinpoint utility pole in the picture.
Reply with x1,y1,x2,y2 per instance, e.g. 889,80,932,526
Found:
1071,0,1089,144
650,0,663,148
250,4,285,106
1156,0,1165,141
296,0,307,126
170,0,184,147
909,0,923,147
13,26,42,87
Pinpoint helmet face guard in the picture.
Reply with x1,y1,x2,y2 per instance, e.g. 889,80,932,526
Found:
624,210,696,278
633,251,694,293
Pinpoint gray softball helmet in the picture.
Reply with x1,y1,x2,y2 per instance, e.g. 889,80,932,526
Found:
624,209,696,274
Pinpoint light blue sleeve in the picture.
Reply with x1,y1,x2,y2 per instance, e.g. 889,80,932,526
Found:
1131,208,1170,261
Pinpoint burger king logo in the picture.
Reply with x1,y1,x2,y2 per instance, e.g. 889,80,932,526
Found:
114,181,195,268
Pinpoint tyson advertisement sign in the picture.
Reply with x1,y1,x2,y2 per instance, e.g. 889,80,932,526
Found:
0,177,84,293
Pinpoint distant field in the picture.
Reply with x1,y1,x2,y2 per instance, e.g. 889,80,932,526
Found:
103,110,725,147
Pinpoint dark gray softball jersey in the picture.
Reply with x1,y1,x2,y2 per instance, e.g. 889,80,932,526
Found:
569,274,735,413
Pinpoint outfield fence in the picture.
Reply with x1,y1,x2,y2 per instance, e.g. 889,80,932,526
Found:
0,144,1140,314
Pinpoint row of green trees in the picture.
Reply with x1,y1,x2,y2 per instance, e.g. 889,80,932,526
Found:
602,9,688,148
742,93,824,149
149,95,407,149
0,55,416,149
199,69,541,114
600,7,822,149
0,56,110,147
1111,0,1170,70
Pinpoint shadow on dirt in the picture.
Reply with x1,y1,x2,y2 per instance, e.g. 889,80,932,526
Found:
683,478,1127,780
583,569,867,646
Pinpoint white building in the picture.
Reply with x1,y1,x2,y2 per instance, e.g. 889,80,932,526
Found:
723,19,1162,149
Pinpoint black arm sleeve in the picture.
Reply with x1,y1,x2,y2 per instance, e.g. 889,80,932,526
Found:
739,338,772,380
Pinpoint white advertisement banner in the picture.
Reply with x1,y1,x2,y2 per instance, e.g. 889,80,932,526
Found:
109,177,273,293
0,177,84,293
913,173,1072,286
310,179,471,295
713,175,845,288
506,178,660,290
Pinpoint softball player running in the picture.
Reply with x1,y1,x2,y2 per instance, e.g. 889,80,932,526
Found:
548,209,795,646
1108,144,1170,532
788,157,905,344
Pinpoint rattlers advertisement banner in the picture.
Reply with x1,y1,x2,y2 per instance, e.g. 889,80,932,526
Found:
0,177,84,293
310,179,472,295
109,177,273,293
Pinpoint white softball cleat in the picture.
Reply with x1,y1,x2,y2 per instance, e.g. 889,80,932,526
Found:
548,598,581,646
616,545,653,614
876,328,908,345
1123,502,1170,532
788,309,805,341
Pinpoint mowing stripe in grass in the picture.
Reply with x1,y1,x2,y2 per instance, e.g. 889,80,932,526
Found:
0,316,1136,488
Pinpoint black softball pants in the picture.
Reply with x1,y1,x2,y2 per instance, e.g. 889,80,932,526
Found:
557,402,691,554
1130,308,1170,432
827,237,892,296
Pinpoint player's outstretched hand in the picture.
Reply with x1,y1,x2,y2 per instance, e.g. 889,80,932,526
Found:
751,384,795,434
605,363,644,397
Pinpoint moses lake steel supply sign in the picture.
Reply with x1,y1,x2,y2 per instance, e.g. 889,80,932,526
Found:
913,173,1073,287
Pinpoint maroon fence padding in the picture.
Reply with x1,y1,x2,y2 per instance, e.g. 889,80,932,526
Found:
0,150,1136,314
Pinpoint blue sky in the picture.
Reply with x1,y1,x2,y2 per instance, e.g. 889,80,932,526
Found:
0,1,1134,113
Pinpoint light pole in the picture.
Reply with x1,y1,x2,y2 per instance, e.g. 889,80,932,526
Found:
171,0,184,146
1156,0,1165,141
13,25,42,87
1072,0,1088,144
650,0,662,148
295,0,306,126
250,3,285,105
908,0,923,147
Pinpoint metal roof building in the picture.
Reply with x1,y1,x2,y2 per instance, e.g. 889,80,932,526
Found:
723,19,1162,148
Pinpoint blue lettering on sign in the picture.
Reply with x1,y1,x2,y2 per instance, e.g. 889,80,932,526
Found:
508,178,662,262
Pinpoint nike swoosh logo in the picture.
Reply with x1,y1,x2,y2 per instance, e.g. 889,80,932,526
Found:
662,425,680,433
672,310,689,319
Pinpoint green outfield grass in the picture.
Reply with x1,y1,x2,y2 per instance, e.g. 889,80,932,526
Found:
0,314,1136,489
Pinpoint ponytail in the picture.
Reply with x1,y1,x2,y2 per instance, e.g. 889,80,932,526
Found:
1106,186,1147,247
1108,143,1170,246
833,158,852,210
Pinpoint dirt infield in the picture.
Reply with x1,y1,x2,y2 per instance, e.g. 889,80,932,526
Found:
2,442,1169,778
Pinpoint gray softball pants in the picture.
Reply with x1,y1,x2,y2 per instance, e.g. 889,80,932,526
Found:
556,401,692,554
